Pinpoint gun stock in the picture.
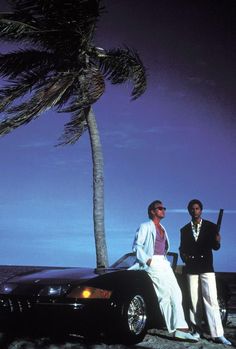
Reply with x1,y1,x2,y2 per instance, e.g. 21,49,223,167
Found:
216,208,224,232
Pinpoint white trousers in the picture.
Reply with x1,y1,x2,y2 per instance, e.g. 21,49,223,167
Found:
187,273,224,337
147,255,188,333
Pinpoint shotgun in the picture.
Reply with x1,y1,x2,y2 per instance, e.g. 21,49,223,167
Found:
216,208,224,232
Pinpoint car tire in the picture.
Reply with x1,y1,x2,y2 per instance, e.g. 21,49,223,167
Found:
108,292,148,344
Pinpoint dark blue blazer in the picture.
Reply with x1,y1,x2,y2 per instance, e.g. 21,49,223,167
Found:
179,219,220,274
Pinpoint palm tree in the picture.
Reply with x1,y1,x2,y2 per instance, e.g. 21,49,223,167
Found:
0,0,147,269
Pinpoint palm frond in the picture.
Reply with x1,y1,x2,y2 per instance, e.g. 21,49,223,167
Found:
0,70,47,111
58,67,105,113
0,73,75,136
88,67,106,102
0,49,54,78
0,1,147,140
99,47,147,99
9,0,101,26
0,18,38,41
0,83,33,112
57,107,90,146
0,0,103,48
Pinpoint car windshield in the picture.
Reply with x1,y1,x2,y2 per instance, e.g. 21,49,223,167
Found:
110,253,136,269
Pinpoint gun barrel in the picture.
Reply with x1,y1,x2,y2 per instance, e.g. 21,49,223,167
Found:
216,208,224,232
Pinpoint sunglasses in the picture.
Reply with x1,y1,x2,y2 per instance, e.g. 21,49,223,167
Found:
154,207,166,211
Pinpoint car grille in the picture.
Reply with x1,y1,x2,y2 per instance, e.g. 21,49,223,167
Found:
0,298,34,313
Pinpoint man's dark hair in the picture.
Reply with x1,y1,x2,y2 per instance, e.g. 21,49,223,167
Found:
148,200,162,218
187,199,203,213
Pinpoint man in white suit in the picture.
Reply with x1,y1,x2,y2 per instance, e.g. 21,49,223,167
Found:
131,200,197,342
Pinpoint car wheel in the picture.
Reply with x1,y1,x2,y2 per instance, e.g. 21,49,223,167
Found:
218,295,228,326
109,293,148,344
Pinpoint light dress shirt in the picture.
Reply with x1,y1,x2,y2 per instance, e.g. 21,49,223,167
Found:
191,219,202,241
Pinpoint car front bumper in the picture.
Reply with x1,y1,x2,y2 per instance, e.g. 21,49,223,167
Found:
0,295,118,336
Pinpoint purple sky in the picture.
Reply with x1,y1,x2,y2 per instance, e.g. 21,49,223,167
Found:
0,0,235,271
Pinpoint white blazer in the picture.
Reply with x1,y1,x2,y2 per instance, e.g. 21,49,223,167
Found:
130,220,170,270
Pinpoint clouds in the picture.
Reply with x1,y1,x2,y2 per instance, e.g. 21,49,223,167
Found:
101,125,144,150
18,140,53,149
101,123,191,151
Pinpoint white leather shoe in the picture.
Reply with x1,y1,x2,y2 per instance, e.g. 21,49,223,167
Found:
213,336,232,345
174,330,199,342
191,331,201,340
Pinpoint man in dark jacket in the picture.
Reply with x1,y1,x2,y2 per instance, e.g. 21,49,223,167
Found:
179,199,231,345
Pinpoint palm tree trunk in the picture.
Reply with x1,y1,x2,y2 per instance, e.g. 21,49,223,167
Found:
86,107,108,268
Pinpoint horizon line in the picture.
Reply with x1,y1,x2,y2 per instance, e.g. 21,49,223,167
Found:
168,209,236,214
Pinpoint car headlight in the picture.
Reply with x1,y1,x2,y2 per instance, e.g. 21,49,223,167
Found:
38,285,71,297
0,283,17,294
67,286,112,299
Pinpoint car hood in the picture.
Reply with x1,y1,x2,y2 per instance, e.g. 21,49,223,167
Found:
7,267,116,285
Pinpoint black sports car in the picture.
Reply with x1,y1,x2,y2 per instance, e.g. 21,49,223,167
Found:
0,252,230,344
